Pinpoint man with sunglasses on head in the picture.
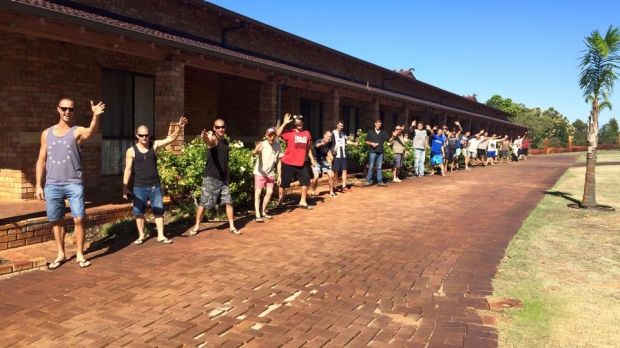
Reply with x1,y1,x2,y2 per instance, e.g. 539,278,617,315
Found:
122,116,188,245
191,119,240,235
35,98,105,270
276,113,317,210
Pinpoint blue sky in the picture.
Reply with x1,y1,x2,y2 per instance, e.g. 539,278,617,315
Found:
210,0,620,126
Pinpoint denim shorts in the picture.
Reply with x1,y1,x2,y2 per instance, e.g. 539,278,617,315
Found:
133,185,165,216
44,183,85,222
200,177,232,209
313,160,332,175
393,153,404,168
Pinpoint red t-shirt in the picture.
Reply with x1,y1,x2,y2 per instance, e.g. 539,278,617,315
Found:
281,129,311,166
522,138,530,148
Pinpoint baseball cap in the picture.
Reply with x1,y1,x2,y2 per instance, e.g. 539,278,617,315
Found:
266,127,276,134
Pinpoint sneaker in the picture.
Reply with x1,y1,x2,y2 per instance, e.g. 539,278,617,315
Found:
377,182,388,187
363,181,373,187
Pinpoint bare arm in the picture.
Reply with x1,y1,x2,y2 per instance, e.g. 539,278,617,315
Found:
122,148,134,198
154,116,188,150
201,129,218,148
276,113,293,136
35,130,48,200
76,100,105,144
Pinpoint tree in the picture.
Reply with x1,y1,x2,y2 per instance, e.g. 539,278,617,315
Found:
599,117,619,144
572,119,588,146
578,25,620,208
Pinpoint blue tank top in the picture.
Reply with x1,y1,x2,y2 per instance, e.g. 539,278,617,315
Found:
45,126,82,184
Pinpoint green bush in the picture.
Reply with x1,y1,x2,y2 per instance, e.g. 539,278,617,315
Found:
158,136,254,210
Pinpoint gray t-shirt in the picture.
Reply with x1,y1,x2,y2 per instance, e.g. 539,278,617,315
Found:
412,129,428,149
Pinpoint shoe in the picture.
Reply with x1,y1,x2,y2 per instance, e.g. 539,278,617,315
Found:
363,181,373,187
189,226,199,236
298,204,314,210
229,228,242,235
330,192,337,197
47,258,66,270
377,182,388,187
157,237,173,244
76,259,91,268
255,217,264,223
262,213,273,219
134,236,146,245
392,179,402,183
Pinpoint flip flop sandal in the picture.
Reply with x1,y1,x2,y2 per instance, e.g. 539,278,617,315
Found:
47,259,65,270
134,237,146,245
77,260,91,268
189,227,200,236
158,238,173,244
255,217,264,223
262,214,273,219
298,204,314,210
229,228,242,235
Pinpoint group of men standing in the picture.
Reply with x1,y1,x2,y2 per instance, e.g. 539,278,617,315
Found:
35,99,529,270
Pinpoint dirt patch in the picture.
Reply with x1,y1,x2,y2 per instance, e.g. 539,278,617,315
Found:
487,297,522,311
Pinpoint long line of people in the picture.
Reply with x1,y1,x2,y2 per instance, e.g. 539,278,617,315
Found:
36,98,530,269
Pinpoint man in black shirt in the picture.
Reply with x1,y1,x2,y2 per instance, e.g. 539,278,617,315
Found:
191,119,240,236
365,119,390,186
311,130,337,197
123,116,188,245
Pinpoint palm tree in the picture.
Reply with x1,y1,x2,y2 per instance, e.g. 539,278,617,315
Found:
578,26,620,208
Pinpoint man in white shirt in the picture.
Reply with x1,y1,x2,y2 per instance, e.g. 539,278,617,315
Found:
331,120,356,192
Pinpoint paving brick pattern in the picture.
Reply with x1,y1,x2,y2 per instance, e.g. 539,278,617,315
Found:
0,156,575,347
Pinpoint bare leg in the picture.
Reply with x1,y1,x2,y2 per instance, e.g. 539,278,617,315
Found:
52,222,66,262
154,216,164,240
328,171,336,193
262,187,273,215
226,204,236,230
341,170,348,190
194,206,205,230
254,187,263,219
135,216,146,240
74,217,87,262
300,186,309,206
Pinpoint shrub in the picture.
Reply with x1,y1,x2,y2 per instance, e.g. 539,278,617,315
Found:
158,136,254,210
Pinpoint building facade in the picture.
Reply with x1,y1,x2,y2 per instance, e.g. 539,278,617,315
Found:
0,0,526,200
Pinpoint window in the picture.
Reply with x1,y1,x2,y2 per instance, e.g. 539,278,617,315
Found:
340,105,360,137
101,69,154,175
300,99,323,140
392,113,398,129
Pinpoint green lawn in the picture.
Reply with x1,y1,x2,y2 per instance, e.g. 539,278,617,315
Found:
491,157,620,347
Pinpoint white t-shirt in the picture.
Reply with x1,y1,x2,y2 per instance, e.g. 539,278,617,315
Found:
332,129,348,158
514,138,523,148
253,139,281,177
467,138,480,152
487,139,498,151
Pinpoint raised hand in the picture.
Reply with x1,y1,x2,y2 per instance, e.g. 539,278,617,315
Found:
283,113,293,125
91,100,105,117
178,116,188,127
411,120,417,127
454,121,460,126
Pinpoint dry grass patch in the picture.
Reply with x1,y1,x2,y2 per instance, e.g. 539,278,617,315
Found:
492,163,620,347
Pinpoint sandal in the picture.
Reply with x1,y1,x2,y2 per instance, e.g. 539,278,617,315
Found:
47,258,66,270
262,213,273,219
157,238,173,244
76,260,91,268
229,228,242,235
298,204,314,210
134,237,146,245
189,227,199,236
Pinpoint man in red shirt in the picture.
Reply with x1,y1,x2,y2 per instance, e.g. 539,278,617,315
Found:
276,113,317,209
520,134,530,160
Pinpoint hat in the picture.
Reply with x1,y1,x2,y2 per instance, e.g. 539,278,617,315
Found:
266,127,276,134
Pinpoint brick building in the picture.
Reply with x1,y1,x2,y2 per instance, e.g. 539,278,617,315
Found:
0,0,526,200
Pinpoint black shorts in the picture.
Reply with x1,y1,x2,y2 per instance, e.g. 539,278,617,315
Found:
332,158,348,172
281,162,311,188
477,148,486,158
522,148,529,156
446,148,457,161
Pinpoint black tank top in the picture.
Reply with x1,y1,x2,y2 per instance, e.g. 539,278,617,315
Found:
133,144,160,187
205,138,229,181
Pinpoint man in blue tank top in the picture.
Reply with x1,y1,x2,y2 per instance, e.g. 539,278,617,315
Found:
35,98,105,269
122,116,188,245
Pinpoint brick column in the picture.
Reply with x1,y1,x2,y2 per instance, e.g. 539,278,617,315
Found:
360,98,379,130
324,89,339,132
155,59,185,153
259,81,278,131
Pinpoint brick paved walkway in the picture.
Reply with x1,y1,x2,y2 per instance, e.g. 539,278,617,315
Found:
0,156,575,347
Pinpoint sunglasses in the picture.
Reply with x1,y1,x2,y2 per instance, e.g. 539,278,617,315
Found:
137,133,149,138
214,126,226,130
59,107,74,112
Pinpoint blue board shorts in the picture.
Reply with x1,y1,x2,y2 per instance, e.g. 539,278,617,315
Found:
431,153,444,166
133,185,165,216
44,183,85,222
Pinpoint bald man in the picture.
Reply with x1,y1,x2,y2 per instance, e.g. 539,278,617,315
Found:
123,116,188,245
35,98,105,270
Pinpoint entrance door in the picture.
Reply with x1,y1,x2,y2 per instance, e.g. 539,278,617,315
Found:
300,99,323,140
